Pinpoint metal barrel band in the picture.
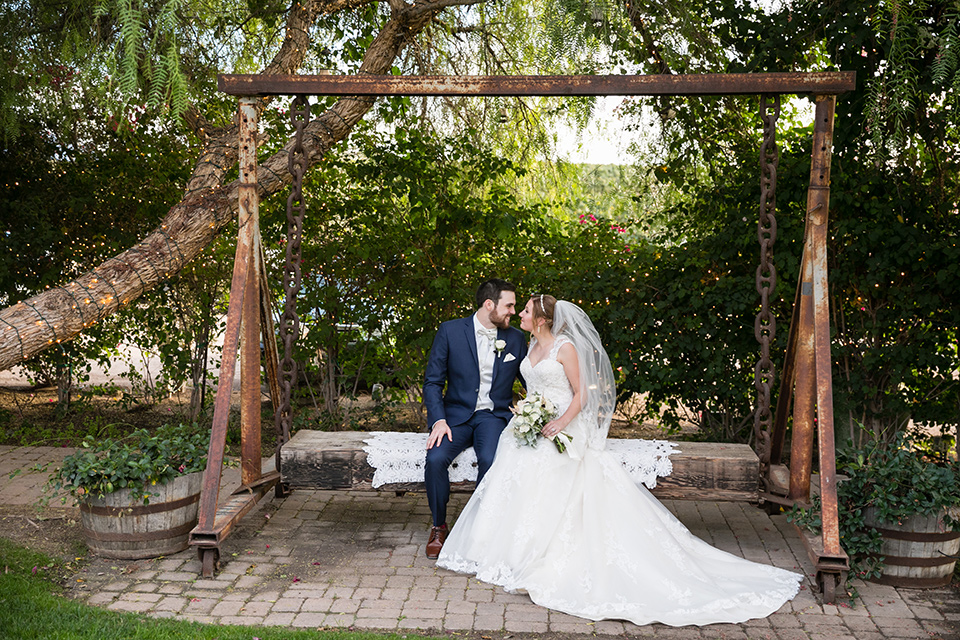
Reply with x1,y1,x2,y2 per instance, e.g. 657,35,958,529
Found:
82,520,196,543
866,553,959,568
870,575,953,588
79,492,200,517
869,525,960,543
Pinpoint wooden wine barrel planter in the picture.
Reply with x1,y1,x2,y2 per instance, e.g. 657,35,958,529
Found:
864,507,960,588
79,472,203,560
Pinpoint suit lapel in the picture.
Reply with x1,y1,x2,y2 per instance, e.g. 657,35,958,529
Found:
463,317,479,367
491,328,503,381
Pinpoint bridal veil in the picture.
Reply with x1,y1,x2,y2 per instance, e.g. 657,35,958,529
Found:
551,300,616,448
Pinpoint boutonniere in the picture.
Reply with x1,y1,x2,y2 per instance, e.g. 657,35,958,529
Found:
494,339,506,357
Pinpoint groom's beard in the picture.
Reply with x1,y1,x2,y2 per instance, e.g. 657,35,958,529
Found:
489,310,511,329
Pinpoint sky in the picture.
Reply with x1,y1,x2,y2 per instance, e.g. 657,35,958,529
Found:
555,92,818,166
554,96,647,166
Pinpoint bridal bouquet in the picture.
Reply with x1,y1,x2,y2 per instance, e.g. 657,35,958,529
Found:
511,392,572,453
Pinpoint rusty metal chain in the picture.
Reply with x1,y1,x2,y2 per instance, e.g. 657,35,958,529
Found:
275,95,308,446
754,94,780,471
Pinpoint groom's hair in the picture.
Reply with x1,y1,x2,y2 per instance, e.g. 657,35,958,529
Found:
476,279,516,308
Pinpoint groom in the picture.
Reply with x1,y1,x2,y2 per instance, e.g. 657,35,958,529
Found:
422,278,527,559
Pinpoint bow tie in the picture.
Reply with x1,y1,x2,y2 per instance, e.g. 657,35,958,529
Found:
477,327,498,340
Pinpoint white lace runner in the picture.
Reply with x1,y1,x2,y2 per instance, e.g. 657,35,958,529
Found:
361,432,676,489
604,439,677,488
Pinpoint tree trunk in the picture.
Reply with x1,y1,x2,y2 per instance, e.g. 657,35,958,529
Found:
0,0,472,373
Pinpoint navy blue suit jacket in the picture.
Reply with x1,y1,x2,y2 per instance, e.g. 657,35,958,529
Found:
423,316,527,428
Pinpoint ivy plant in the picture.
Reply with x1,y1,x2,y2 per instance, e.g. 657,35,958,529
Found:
790,428,960,588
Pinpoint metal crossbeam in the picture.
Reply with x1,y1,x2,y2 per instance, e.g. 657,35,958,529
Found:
217,72,856,97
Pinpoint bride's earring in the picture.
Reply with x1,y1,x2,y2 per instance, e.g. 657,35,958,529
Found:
533,320,546,340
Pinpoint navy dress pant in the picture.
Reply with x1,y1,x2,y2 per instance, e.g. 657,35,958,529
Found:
425,410,507,527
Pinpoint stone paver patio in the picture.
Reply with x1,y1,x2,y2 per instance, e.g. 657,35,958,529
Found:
3,444,960,639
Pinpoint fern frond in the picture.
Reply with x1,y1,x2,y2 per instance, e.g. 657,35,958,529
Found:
117,0,144,100
932,9,959,85
168,52,189,117
146,56,168,110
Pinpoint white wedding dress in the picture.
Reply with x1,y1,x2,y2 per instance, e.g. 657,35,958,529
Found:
437,337,803,627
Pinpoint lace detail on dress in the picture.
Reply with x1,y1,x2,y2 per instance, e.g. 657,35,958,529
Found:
548,335,570,359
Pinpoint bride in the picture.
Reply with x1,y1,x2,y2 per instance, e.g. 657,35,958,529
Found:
436,294,803,627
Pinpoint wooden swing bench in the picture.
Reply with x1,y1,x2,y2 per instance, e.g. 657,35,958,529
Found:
200,70,855,599
280,430,760,502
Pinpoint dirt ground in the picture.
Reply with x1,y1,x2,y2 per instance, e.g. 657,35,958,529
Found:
0,505,84,560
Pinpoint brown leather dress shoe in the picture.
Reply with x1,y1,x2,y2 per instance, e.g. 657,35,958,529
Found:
426,525,447,559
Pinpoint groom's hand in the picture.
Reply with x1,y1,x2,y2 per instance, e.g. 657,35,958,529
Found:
427,420,453,449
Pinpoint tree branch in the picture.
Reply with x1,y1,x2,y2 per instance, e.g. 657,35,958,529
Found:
623,2,672,75
0,0,486,371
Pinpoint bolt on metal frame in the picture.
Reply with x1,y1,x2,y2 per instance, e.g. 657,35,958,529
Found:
196,71,855,601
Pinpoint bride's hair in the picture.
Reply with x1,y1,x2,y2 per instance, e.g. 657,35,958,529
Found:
529,294,557,330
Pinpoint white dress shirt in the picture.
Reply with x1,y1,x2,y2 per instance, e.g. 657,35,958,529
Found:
473,314,496,412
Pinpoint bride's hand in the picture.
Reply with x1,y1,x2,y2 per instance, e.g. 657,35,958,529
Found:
541,419,565,438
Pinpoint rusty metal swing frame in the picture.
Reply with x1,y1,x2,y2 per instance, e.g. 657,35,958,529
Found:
191,71,855,601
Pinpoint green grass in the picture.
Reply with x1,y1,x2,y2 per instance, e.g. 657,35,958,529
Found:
0,539,436,640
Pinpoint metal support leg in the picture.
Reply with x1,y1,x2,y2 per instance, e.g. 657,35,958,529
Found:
802,94,848,600
189,97,278,576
